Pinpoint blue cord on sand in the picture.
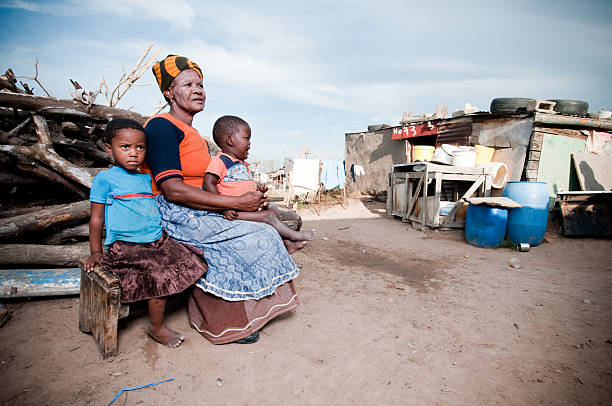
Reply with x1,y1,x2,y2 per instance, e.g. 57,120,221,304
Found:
106,378,174,406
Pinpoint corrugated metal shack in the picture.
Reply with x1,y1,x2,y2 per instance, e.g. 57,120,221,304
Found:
345,111,612,206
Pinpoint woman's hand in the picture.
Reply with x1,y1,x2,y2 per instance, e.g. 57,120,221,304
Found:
83,253,103,272
159,178,269,211
257,184,268,194
236,191,268,212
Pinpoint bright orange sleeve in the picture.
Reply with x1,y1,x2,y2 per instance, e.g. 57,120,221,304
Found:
205,155,227,181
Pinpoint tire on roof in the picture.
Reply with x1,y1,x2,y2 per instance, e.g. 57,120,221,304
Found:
547,99,589,116
490,97,536,114
368,124,386,131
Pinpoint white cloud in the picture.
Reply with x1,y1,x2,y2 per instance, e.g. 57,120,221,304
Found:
0,0,75,15
286,130,304,138
159,38,350,110
1,0,195,29
82,0,195,30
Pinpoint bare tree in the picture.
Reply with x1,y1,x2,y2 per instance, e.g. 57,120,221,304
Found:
17,58,53,97
99,43,161,107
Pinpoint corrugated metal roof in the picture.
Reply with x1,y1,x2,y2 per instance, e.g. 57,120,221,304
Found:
346,112,535,136
436,117,472,145
346,111,612,139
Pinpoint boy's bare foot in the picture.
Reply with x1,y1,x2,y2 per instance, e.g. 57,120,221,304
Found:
284,240,308,254
292,229,315,242
147,325,184,348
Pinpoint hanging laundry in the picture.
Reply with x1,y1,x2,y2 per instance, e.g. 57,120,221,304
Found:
291,159,321,195
320,160,346,190
350,164,365,181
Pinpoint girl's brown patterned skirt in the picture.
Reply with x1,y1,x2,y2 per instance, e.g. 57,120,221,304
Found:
101,232,207,303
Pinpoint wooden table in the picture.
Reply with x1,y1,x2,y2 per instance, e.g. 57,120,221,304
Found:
387,162,493,229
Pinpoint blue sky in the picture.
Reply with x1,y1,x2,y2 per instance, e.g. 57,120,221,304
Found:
1,0,611,165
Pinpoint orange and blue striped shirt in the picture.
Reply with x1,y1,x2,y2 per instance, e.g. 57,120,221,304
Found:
141,113,211,195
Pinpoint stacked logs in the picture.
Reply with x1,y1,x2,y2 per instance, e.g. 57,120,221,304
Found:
0,92,148,267
0,92,295,268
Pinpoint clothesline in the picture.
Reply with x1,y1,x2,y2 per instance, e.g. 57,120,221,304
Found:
288,159,346,193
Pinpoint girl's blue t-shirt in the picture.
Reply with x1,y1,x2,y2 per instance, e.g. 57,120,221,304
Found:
90,166,163,246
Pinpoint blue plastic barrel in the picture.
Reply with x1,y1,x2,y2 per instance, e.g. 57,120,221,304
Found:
502,181,549,246
465,204,508,248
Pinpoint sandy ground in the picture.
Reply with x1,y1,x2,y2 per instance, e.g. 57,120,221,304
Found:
1,198,612,405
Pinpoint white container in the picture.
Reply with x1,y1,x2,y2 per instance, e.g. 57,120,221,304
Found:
452,150,477,167
432,144,460,165
598,109,611,119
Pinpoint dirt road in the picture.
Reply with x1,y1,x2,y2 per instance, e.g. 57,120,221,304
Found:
1,199,611,405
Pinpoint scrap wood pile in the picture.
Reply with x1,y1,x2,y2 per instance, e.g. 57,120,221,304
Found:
0,46,298,271
0,93,297,269
0,91,147,267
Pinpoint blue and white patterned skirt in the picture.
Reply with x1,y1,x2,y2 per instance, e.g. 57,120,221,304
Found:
155,195,299,301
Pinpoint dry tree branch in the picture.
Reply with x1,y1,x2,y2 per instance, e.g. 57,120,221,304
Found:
105,43,161,107
150,101,168,116
1,69,24,93
7,116,32,137
98,77,110,105
20,82,34,94
0,114,93,188
17,58,52,97
108,72,127,105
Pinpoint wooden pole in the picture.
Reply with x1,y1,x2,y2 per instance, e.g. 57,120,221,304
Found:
0,93,147,124
0,200,90,239
0,242,89,266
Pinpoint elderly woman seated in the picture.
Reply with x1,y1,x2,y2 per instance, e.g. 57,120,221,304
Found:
141,55,301,345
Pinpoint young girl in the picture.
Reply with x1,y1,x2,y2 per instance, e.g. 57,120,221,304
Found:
203,115,315,253
83,118,207,348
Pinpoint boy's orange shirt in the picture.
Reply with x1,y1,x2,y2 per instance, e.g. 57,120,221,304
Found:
206,153,257,197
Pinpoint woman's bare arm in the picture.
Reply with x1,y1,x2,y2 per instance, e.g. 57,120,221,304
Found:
159,178,267,212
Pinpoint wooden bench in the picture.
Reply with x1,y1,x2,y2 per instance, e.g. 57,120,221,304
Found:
78,262,128,359
79,205,302,359
78,263,184,359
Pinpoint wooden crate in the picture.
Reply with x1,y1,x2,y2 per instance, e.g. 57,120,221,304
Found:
78,264,125,359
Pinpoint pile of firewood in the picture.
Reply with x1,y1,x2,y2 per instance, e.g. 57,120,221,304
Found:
0,44,299,269
0,92,148,267
0,91,294,268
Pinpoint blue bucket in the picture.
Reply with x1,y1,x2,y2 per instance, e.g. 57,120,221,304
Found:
502,181,549,246
465,204,508,248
